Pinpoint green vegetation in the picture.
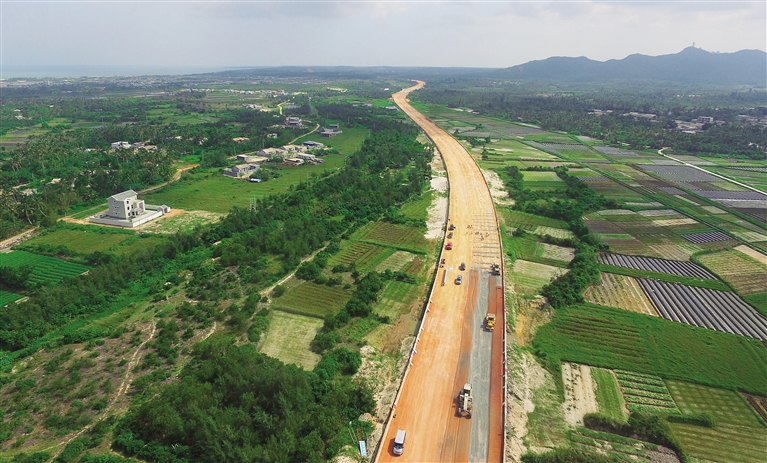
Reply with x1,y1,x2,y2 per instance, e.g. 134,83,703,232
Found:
666,381,767,463
591,368,628,423
614,370,680,415
0,290,23,306
533,303,767,395
114,335,374,463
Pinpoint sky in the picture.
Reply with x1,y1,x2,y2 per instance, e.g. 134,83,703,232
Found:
2,0,766,75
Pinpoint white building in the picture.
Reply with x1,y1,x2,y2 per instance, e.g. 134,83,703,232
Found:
111,141,132,150
90,190,168,228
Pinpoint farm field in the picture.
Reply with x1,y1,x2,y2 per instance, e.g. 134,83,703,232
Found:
271,281,352,318
666,381,767,463
511,259,566,295
502,209,569,231
533,303,767,395
638,278,767,340
698,249,767,295
329,241,393,273
614,369,679,415
590,367,628,423
521,170,565,190
584,273,658,316
0,290,23,306
259,311,323,370
22,227,132,254
354,221,428,253
598,253,716,279
0,250,90,285
540,243,574,263
373,280,419,321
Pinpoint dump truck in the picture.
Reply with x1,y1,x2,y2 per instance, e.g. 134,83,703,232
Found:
458,383,473,418
485,313,496,331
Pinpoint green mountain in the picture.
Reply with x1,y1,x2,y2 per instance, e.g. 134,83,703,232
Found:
496,47,767,85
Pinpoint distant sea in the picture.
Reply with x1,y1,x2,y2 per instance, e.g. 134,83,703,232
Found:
0,65,229,79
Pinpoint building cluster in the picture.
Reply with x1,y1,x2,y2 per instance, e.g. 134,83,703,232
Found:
673,116,725,134
110,141,158,152
622,112,658,121
222,140,328,179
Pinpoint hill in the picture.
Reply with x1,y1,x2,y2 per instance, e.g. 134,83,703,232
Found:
495,47,767,85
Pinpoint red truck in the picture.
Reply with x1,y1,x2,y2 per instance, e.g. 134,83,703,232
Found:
445,242,453,250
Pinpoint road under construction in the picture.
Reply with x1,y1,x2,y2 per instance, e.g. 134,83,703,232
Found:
376,81,506,463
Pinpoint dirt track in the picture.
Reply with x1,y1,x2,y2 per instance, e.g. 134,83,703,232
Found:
376,82,504,462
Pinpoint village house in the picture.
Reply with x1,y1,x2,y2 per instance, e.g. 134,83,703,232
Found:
90,190,169,228
111,141,132,150
285,116,303,127
257,147,285,159
318,124,343,137
223,163,260,179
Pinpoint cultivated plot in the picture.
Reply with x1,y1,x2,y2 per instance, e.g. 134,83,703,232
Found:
584,273,658,316
638,278,767,340
614,370,680,415
271,281,352,318
599,253,716,280
698,250,767,295
355,221,428,253
0,250,90,285
0,290,23,306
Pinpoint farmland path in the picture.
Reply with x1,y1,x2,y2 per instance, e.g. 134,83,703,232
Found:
376,82,505,463
0,227,39,251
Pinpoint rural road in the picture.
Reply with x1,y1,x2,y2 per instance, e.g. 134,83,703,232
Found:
376,82,504,462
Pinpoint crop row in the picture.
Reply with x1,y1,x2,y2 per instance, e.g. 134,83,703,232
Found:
639,278,767,340
617,380,670,395
614,374,666,388
599,253,715,279
682,231,732,244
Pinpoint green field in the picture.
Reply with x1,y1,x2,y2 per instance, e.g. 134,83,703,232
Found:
23,228,131,254
614,370,680,415
399,190,433,222
533,303,767,395
0,290,23,306
144,128,369,213
271,281,352,318
512,260,567,295
666,381,767,463
0,250,90,285
591,367,628,423
501,209,570,231
570,428,658,461
259,311,323,370
355,221,428,253
521,171,566,190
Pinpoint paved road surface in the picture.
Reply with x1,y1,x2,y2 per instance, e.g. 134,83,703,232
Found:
376,82,504,463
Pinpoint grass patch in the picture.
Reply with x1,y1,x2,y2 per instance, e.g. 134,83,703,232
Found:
591,368,628,423
374,280,418,320
329,242,393,273
743,293,767,318
512,259,567,295
666,380,767,463
399,190,433,222
271,281,352,318
533,303,767,395
501,209,569,230
23,227,131,254
259,311,323,370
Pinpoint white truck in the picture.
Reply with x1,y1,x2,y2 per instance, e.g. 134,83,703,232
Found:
458,383,473,418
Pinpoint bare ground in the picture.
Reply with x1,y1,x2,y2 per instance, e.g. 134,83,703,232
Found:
561,362,599,426
425,151,449,240
481,168,514,206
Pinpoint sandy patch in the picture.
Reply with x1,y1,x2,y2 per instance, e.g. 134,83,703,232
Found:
540,243,575,262
424,152,449,240
734,245,767,265
137,209,224,234
506,346,547,462
561,362,599,426
481,168,514,206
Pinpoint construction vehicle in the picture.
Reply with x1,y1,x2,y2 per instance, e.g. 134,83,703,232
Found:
458,383,473,418
449,224,456,231
455,274,463,285
440,258,446,268
490,263,501,275
459,262,466,271
485,313,496,331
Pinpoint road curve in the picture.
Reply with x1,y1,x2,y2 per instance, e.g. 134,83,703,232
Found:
376,81,504,463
